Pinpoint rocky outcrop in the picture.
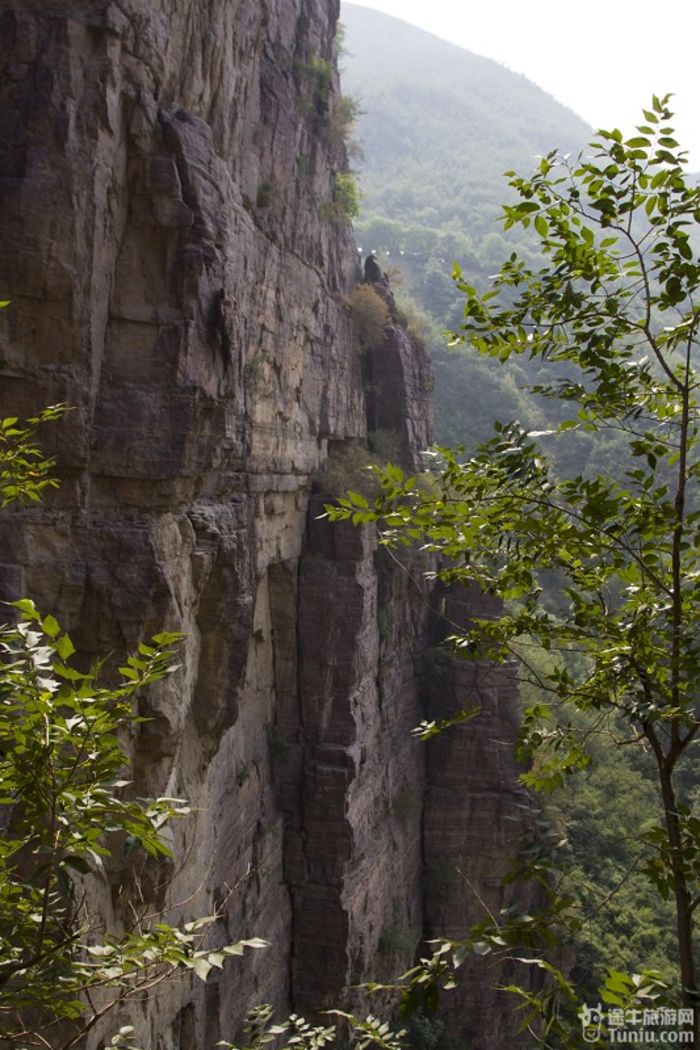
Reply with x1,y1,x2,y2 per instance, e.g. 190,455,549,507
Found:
281,508,430,1013
0,2,530,1048
423,587,539,1049
360,269,433,472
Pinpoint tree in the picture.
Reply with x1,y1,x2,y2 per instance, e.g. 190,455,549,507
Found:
0,401,267,1049
329,97,700,1042
0,404,65,508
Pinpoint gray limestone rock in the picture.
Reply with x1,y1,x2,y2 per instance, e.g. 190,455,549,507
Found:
0,2,532,1047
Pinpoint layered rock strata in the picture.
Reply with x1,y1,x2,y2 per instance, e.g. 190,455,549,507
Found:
0,2,529,1048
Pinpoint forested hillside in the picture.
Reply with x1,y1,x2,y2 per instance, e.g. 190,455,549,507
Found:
341,4,589,284
341,4,599,454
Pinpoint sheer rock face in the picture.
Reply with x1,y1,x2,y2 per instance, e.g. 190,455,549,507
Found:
361,272,434,471
423,588,538,1050
0,3,527,1048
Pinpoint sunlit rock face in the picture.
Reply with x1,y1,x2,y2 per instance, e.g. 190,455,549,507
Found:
0,2,530,1047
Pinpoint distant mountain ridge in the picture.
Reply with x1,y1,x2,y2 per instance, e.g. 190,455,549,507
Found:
339,3,598,460
341,3,591,247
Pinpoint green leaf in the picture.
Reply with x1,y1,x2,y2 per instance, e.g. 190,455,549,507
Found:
53,662,88,681
189,956,213,981
346,490,369,509
534,215,548,238
62,854,91,874
55,633,76,660
42,614,61,639
152,631,185,645
473,942,492,956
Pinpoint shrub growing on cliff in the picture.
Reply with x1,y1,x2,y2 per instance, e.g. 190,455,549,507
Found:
321,171,360,224
218,1003,407,1050
294,54,332,117
348,283,390,352
331,94,364,158
0,403,65,507
315,440,381,498
328,99,700,1043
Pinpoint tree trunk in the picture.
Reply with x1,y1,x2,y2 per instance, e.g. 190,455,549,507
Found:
658,764,698,1039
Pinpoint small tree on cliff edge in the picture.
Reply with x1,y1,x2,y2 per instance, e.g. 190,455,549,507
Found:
329,96,700,1040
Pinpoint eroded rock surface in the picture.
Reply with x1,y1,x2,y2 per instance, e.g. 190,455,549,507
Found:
0,3,530,1047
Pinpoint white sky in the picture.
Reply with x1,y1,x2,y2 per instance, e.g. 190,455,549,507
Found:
343,1,700,169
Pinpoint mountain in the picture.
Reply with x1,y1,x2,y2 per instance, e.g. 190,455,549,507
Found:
339,4,599,459
341,3,591,261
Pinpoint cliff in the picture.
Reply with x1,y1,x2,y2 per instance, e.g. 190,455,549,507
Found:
0,2,530,1047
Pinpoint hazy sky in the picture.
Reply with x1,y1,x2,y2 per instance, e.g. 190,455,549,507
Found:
342,1,700,168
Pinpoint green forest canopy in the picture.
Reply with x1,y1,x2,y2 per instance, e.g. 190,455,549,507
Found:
341,3,590,269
